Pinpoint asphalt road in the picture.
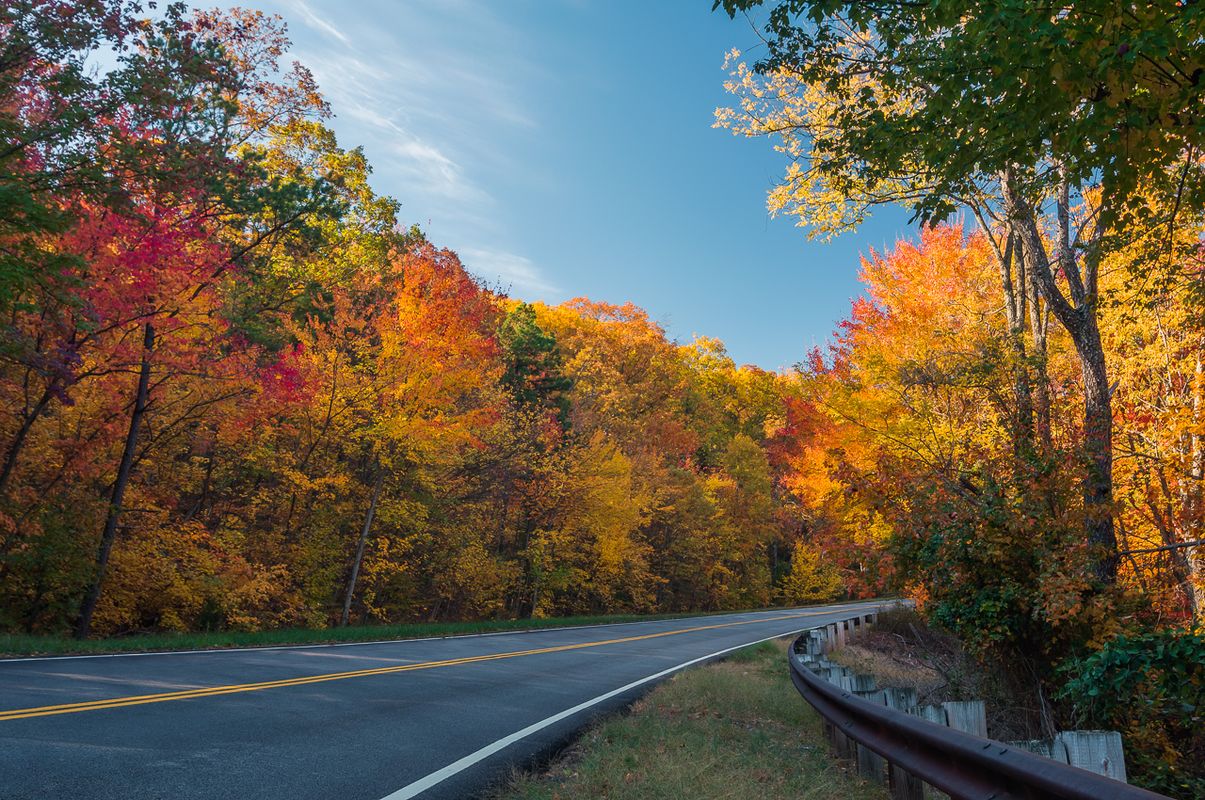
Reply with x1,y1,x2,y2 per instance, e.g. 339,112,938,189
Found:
0,601,889,799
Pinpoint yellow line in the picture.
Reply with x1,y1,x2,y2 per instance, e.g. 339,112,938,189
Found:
0,610,838,722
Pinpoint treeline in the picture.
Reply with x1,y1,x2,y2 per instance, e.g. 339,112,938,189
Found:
785,225,1204,641
0,2,850,640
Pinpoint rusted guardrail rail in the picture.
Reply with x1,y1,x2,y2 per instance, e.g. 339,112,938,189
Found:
788,625,1171,800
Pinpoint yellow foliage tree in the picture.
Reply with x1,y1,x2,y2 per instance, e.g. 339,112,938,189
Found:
776,541,842,605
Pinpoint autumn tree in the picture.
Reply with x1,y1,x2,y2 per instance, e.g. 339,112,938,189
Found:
499,302,572,426
0,3,403,636
714,0,1205,585
776,541,841,605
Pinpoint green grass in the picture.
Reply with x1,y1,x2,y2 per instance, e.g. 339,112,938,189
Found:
0,609,766,658
495,637,886,800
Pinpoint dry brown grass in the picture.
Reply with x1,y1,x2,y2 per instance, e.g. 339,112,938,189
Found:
831,638,945,701
830,609,1049,741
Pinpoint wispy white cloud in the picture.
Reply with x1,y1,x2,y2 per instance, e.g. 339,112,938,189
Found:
388,139,488,203
287,48,490,209
460,247,560,300
281,0,349,46
257,0,562,297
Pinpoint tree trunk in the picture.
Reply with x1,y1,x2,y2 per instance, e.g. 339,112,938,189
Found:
182,428,217,524
1076,313,1118,583
75,322,154,639
340,468,384,627
971,208,1034,459
1007,308,1035,457
998,232,1035,456
1005,175,1118,583
1186,350,1204,619
1026,268,1053,454
0,385,54,497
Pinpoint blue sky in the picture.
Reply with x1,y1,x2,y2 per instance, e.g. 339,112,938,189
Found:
229,0,914,370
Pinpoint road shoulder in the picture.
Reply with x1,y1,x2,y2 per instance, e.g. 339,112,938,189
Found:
492,637,886,800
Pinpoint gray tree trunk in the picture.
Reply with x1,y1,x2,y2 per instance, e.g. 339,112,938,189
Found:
76,322,154,639
1184,351,1203,619
1026,267,1053,454
972,208,1034,458
340,468,384,627
0,385,54,497
1005,175,1118,583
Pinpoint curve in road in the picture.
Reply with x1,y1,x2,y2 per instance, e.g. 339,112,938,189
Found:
0,601,888,799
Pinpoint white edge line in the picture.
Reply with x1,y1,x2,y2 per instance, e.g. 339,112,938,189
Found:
375,621,838,800
0,603,884,664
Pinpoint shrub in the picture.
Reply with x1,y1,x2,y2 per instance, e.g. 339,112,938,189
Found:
871,605,926,637
1059,629,1205,798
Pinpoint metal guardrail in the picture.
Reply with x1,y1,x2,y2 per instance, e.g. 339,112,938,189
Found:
788,629,1171,800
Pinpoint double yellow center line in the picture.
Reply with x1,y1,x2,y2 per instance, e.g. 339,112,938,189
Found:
0,609,837,722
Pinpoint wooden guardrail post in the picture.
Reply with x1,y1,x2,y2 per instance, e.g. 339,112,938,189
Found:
1008,731,1128,781
1056,731,1127,782
912,705,945,725
881,687,917,710
856,690,888,782
941,701,987,737
883,686,924,800
788,614,1149,800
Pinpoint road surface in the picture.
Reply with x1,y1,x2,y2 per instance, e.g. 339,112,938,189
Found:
0,601,888,799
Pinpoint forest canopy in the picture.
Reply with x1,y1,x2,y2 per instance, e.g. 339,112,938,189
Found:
0,1,863,640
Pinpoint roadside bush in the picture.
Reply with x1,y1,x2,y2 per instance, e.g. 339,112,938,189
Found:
1059,629,1205,798
870,605,925,636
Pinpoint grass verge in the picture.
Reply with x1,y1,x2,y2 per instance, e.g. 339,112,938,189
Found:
495,637,886,800
0,609,780,658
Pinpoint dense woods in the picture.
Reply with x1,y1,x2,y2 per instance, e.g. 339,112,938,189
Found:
1,0,1203,791
0,2,848,640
